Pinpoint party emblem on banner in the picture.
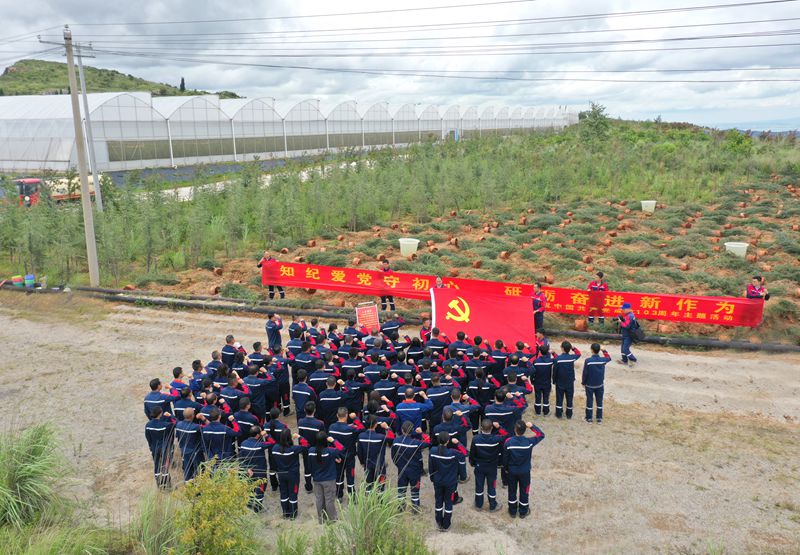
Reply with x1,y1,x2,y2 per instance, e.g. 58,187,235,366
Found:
445,297,471,323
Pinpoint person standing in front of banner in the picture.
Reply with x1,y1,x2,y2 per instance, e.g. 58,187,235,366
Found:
379,259,396,312
257,250,285,300
746,275,770,301
617,302,639,366
532,282,547,332
581,343,611,423
587,271,609,326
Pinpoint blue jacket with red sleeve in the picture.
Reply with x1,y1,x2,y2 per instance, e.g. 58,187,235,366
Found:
357,428,395,470
318,388,348,426
292,382,317,414
269,440,308,476
429,442,467,488
297,416,326,446
469,430,507,468
144,389,178,418
581,351,611,388
201,420,240,461
553,348,582,389
238,436,274,475
484,398,526,435
328,418,365,458
145,415,175,458
308,441,345,482
175,419,203,455
503,424,545,474
220,384,250,413
390,432,431,477
532,355,555,388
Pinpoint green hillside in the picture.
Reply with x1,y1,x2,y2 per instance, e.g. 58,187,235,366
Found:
0,59,240,98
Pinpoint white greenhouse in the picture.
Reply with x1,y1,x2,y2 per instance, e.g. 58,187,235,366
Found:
0,92,578,173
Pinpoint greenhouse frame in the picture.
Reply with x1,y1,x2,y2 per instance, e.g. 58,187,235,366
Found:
0,92,578,173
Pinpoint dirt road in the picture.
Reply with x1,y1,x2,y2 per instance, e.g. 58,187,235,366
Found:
1,292,798,554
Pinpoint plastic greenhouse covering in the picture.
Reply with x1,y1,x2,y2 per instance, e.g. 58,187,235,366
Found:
0,92,578,173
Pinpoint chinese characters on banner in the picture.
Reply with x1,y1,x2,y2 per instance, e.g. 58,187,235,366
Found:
260,260,764,327
355,303,380,330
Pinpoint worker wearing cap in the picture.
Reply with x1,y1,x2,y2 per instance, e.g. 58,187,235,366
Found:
618,303,639,366
587,271,609,325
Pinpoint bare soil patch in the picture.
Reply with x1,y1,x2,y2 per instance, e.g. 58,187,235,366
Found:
0,291,798,553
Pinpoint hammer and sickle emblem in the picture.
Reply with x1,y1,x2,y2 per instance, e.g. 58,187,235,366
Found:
445,297,471,323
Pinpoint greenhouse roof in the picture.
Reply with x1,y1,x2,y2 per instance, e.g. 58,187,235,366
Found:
0,92,148,120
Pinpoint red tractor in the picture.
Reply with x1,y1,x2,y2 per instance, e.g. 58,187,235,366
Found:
13,178,43,207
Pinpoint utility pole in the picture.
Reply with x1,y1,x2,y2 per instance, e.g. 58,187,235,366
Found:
64,25,100,286
76,44,103,211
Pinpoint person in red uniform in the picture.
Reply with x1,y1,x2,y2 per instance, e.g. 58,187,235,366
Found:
587,271,609,325
257,250,285,300
532,282,546,332
746,275,770,301
379,260,396,312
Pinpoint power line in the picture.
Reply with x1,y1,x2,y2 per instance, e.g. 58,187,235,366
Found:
69,0,799,30
58,16,800,46
73,0,544,25
89,48,800,83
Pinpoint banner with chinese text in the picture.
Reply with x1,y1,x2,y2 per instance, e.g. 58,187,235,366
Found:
261,260,763,327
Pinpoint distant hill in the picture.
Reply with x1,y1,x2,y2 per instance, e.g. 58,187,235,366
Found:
0,59,240,98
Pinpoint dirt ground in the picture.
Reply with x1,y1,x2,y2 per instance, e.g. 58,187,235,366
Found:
1,291,799,554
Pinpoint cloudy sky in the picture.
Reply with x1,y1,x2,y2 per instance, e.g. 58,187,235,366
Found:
2,0,800,129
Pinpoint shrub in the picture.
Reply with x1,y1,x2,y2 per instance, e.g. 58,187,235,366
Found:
220,282,259,302
135,274,180,287
0,423,66,528
198,258,220,271
174,463,262,554
306,251,348,267
610,249,664,268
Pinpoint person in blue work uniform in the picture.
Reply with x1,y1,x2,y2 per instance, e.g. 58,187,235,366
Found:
582,343,612,423
308,431,346,524
265,313,284,352
269,428,309,519
144,406,176,489
532,282,547,332
429,431,467,532
503,420,545,519
173,387,202,423
174,407,205,482
291,369,317,420
617,302,639,365
391,421,431,512
200,406,240,462
553,341,581,419
144,378,178,418
258,250,285,300
396,387,433,431
238,425,275,512
531,345,555,416
357,415,396,491
484,390,527,436
329,406,365,499
221,334,238,367
469,418,507,512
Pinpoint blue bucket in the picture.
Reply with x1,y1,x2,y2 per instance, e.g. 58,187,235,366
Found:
24,274,35,288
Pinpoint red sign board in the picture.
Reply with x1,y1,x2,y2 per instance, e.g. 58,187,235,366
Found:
355,303,380,331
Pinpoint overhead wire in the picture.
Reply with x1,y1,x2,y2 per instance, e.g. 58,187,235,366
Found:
87,48,800,83
54,17,800,46
68,0,798,27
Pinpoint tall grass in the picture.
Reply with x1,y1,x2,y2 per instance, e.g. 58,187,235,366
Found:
0,423,65,528
313,483,432,555
0,525,109,555
132,490,181,555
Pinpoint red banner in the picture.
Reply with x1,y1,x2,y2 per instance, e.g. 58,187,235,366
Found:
261,260,763,327
431,288,535,347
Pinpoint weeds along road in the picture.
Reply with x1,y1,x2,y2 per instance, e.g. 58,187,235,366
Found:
0,292,798,554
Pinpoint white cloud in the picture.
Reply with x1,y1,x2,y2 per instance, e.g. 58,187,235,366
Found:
2,0,799,128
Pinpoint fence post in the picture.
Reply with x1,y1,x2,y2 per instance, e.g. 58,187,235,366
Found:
166,118,175,167
230,118,237,162
325,118,330,150
391,118,395,146
282,118,288,157
361,117,365,148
